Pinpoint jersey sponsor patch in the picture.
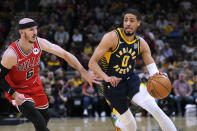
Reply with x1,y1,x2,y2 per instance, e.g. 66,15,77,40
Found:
33,48,39,55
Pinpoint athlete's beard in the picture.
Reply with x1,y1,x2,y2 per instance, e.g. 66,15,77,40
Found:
124,30,135,36
24,33,36,44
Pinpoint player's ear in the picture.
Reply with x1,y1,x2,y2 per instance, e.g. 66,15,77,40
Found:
19,30,23,35
137,20,141,27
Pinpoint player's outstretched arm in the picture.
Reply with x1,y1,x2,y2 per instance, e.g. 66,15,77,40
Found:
140,37,159,76
89,32,121,87
38,37,100,87
0,48,25,105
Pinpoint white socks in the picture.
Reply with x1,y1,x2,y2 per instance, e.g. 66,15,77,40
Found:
116,109,137,131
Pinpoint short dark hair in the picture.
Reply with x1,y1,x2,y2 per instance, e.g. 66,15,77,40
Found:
123,9,141,20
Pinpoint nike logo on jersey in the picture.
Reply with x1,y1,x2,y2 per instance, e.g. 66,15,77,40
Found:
120,41,124,44
18,58,25,62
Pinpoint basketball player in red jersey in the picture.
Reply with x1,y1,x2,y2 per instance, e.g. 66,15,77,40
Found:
0,18,100,131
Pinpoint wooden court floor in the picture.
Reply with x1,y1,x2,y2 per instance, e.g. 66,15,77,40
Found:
0,115,196,131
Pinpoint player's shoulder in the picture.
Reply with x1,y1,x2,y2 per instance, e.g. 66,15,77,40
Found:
139,36,148,47
36,37,48,50
102,30,118,42
138,36,145,42
3,47,17,59
37,37,44,43
1,47,17,68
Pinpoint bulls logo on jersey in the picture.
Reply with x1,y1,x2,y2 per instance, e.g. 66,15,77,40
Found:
33,48,39,55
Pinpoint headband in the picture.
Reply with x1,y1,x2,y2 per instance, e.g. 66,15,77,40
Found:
18,21,37,30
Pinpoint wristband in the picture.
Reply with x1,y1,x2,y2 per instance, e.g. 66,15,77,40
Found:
146,63,159,76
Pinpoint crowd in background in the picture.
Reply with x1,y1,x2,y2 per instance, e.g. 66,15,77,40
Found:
0,0,197,117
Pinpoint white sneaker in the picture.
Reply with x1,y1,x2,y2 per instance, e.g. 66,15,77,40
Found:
101,111,106,117
83,109,88,116
94,112,99,117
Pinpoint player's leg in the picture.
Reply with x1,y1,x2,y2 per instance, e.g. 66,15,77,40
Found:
132,84,177,131
104,81,137,131
115,108,136,131
111,112,123,131
38,109,50,125
18,101,49,131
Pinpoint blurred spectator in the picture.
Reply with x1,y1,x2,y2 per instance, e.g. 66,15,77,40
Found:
180,0,192,11
65,79,76,89
81,54,90,70
82,82,99,117
83,43,93,56
155,50,166,65
156,15,168,30
44,82,55,110
45,71,55,85
47,55,61,72
53,85,68,117
154,34,164,51
164,23,173,36
70,71,84,87
49,17,58,32
167,69,177,85
72,28,83,44
192,74,197,115
54,26,69,47
185,40,195,54
162,43,173,59
138,66,149,80
40,75,46,87
173,72,194,116
144,30,155,53
169,25,182,38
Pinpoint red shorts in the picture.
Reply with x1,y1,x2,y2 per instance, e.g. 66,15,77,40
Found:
5,86,48,110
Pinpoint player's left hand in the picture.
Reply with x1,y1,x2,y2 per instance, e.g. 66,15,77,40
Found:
82,71,101,88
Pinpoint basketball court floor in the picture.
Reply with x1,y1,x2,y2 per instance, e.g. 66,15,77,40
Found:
0,113,196,131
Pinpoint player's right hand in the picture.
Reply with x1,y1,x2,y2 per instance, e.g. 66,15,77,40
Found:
12,92,25,106
104,76,122,87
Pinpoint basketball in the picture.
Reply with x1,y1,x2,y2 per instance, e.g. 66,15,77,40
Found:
147,74,172,99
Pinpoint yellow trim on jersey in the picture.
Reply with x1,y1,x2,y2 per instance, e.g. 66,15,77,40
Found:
113,108,117,115
117,28,136,44
138,38,140,55
103,52,112,63
140,83,146,87
111,30,120,54
106,99,111,105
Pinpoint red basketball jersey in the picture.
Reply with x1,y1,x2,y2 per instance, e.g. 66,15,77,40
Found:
6,40,42,91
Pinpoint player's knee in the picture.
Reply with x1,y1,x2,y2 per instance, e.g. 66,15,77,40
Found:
140,98,160,115
39,109,50,125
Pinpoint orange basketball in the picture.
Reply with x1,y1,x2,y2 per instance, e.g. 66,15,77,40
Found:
147,74,172,99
